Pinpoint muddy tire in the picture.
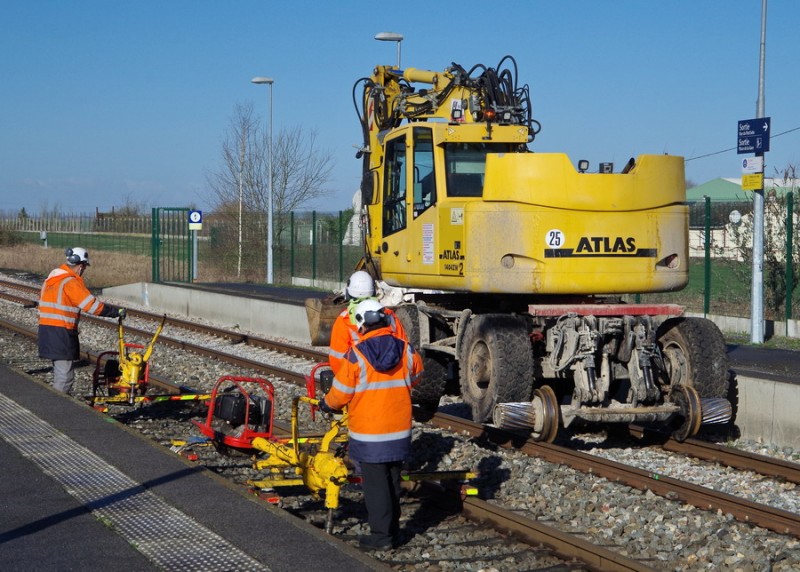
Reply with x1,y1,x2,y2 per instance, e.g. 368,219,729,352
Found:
393,305,450,412
657,317,730,399
460,314,533,422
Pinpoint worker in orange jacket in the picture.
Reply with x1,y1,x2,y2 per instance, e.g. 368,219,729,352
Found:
320,298,423,551
328,270,406,378
38,247,126,394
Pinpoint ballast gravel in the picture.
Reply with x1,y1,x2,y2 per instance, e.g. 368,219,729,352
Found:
0,271,799,571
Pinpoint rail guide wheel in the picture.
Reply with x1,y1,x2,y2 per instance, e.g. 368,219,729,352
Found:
531,386,560,443
671,385,703,442
492,385,560,443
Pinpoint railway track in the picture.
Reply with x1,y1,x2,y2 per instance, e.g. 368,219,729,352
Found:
2,277,800,569
433,414,800,538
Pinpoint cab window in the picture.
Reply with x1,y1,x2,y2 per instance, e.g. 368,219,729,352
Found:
383,135,407,236
444,142,515,197
413,128,435,218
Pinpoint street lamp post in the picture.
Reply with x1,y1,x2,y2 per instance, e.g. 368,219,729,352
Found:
374,32,403,68
237,137,244,278
251,76,274,284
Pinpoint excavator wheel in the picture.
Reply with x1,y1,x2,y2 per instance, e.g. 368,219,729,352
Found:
460,314,533,422
670,384,703,442
394,305,450,412
657,317,730,399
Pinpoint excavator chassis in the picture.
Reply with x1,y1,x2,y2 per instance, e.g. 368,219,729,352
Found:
392,297,732,442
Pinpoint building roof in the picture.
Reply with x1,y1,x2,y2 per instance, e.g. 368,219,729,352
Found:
687,178,745,202
687,177,799,202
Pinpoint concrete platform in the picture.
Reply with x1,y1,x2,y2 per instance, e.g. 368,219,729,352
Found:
735,373,800,448
104,281,318,344
0,364,386,572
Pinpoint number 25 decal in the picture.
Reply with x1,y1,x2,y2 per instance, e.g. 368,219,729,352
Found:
546,229,564,248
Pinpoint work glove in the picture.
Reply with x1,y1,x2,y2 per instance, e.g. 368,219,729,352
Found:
317,398,341,416
117,307,127,319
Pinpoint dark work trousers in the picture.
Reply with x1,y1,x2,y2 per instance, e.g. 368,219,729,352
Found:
360,461,403,540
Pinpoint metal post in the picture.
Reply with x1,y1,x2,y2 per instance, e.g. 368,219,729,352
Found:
192,229,198,281
312,210,317,282
290,211,295,278
787,190,794,322
704,196,711,316
268,81,274,284
151,207,159,283
251,76,275,284
338,210,344,283
237,137,244,278
750,0,768,343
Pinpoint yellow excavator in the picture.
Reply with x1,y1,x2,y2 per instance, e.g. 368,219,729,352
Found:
310,55,731,442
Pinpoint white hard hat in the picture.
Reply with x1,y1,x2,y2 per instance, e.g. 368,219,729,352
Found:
346,270,376,300
352,299,387,330
65,247,90,266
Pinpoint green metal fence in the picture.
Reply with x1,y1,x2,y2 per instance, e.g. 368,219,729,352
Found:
2,202,796,320
0,213,151,254
151,207,192,283
640,194,799,321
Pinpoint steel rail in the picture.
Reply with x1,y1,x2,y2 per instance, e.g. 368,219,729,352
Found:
0,279,329,364
417,479,655,572
629,424,800,485
460,496,654,572
431,413,800,538
0,312,308,389
0,290,38,308
0,316,181,395
0,283,314,386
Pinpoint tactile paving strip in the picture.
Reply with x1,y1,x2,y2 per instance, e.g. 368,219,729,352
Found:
0,393,270,571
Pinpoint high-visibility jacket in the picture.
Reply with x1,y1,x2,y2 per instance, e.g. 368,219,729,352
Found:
324,325,423,463
328,301,406,378
38,264,118,360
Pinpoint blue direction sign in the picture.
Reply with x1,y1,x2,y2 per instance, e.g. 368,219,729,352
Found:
737,117,770,154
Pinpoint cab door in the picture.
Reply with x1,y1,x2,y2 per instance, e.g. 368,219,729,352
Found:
378,131,411,276
408,127,439,277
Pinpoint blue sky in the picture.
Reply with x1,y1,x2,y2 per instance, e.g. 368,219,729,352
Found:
2,1,798,215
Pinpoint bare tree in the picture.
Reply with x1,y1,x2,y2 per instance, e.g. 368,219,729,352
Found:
205,102,336,280
206,102,261,216
251,127,335,249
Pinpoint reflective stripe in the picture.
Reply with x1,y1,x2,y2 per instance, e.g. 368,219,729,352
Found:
331,379,355,394
361,378,411,391
38,311,78,325
349,428,412,442
77,293,101,314
406,346,422,385
329,348,346,359
56,277,72,305
38,300,79,313
353,351,370,391
38,267,89,331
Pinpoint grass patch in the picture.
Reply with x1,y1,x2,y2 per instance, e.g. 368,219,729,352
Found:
725,332,800,351
0,244,150,289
